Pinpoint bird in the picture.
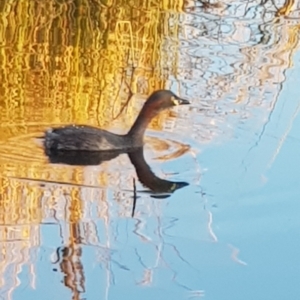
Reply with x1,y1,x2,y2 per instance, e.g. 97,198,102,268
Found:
43,90,190,152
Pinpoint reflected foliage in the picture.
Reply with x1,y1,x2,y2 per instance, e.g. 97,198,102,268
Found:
0,0,185,141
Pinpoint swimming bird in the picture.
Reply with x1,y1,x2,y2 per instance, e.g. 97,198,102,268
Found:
44,90,190,151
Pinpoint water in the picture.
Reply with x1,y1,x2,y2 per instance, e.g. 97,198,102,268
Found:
0,0,300,299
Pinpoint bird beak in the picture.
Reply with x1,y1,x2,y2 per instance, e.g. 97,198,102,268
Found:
171,96,190,106
177,97,190,105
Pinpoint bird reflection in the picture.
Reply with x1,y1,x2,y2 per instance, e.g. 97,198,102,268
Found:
45,147,124,165
45,146,188,197
128,147,188,195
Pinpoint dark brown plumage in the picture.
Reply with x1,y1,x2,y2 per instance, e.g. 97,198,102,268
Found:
44,90,190,151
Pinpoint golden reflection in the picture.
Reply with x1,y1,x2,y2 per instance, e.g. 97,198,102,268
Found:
0,0,185,142
0,0,186,297
0,0,188,181
0,176,40,300
276,0,296,17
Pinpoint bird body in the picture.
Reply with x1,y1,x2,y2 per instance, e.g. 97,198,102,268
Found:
44,90,190,151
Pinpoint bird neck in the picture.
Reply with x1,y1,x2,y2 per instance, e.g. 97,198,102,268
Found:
127,104,158,145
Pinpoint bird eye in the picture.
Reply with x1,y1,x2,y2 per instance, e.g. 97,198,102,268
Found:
171,96,180,106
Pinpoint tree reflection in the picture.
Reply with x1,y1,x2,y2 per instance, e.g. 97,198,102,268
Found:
53,225,85,300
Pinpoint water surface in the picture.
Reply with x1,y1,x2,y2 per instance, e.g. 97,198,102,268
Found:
0,0,300,299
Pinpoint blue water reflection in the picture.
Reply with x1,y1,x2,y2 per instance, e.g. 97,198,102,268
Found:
196,50,300,300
